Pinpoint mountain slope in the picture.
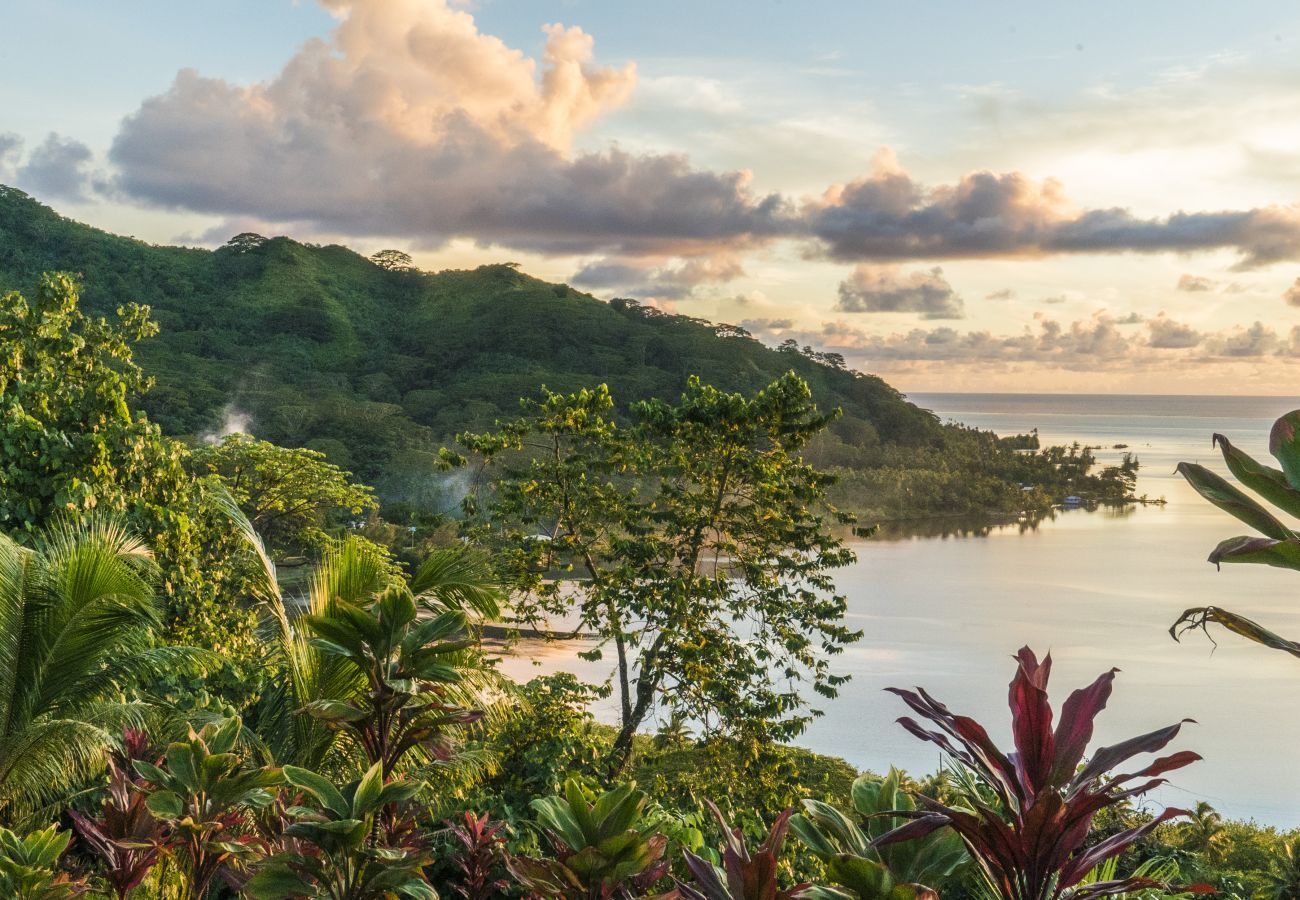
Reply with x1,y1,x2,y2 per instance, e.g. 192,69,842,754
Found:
0,186,947,501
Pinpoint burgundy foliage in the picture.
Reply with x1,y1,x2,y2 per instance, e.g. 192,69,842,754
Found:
679,801,812,900
879,647,1210,900
443,811,509,900
67,731,172,900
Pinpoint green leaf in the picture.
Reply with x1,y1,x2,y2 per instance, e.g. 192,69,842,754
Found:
1176,462,1294,540
1207,536,1300,571
1271,410,1300,488
300,700,367,723
282,765,349,818
244,863,314,898
145,790,183,819
1213,433,1300,519
351,762,384,817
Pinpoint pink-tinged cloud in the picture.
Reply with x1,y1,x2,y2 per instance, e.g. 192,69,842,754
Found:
834,264,964,319
97,1,1300,270
806,150,1300,269
741,313,1297,370
109,0,789,256
1284,277,1300,307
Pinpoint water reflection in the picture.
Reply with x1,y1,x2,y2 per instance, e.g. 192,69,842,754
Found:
867,502,1147,541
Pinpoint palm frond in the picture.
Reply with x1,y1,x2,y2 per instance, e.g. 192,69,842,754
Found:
410,546,503,617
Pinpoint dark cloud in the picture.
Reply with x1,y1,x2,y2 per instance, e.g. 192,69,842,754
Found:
834,265,964,319
1146,314,1202,348
1114,312,1144,324
741,317,794,331
570,253,743,299
806,150,1300,269
15,134,97,202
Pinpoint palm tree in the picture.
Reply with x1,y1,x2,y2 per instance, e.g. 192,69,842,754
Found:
1182,801,1226,865
221,486,505,778
0,516,196,821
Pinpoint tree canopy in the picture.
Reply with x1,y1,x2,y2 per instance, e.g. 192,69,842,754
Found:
451,373,859,771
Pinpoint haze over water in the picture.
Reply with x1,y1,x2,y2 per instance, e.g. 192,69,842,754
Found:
501,394,1300,826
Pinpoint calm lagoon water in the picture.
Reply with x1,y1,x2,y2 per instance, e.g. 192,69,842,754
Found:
498,394,1300,826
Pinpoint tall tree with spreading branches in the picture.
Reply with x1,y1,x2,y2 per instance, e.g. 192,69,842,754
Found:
447,373,858,772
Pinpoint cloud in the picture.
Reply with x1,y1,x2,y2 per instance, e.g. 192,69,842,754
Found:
0,134,21,182
1114,312,1144,324
833,264,964,319
1203,321,1281,357
1177,274,1216,292
1146,313,1202,348
1285,277,1300,306
806,149,1300,269
570,252,744,300
107,0,789,257
62,1,1300,273
985,288,1015,300
740,311,1300,372
741,317,794,331
1042,295,1068,305
13,133,98,202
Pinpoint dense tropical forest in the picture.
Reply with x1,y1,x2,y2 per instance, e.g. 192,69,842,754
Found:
0,186,1138,524
7,196,1300,896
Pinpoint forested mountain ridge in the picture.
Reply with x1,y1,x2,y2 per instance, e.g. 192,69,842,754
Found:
1,186,1132,517
0,188,938,461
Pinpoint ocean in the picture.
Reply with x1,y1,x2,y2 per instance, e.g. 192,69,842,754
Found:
498,393,1300,825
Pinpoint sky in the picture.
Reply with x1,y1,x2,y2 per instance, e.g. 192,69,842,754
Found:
6,1,1300,392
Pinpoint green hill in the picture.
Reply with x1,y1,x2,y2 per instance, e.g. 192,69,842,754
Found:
0,185,1128,518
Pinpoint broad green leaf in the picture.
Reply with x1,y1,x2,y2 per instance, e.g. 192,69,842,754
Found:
1270,410,1300,488
1176,463,1293,540
351,762,384,817
145,790,183,819
1213,433,1300,519
1207,536,1300,571
282,765,348,817
244,863,313,898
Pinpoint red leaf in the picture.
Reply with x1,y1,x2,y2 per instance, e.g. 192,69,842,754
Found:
1050,668,1116,786
1071,720,1195,791
1008,647,1056,797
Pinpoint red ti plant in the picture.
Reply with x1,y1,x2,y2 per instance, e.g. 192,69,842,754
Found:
443,811,509,900
880,647,1207,900
679,801,812,900
67,730,172,900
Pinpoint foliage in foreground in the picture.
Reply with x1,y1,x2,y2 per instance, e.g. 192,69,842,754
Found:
1174,409,1300,657
451,375,859,772
881,647,1204,900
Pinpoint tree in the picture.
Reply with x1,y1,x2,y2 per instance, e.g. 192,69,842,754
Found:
0,516,204,821
450,373,858,772
0,273,257,658
191,434,378,557
369,249,415,272
0,273,184,537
